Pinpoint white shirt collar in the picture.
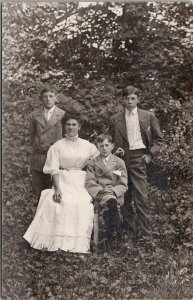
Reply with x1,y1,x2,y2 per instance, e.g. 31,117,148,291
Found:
44,105,55,114
102,154,111,162
125,107,138,116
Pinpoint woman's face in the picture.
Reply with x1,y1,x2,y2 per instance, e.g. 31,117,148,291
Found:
65,119,80,137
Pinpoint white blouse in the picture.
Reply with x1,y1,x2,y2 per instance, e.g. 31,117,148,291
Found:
43,137,99,176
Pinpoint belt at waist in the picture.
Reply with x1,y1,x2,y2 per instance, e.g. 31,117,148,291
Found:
59,167,82,171
128,148,148,154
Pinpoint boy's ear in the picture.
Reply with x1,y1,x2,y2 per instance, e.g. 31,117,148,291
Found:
111,143,115,150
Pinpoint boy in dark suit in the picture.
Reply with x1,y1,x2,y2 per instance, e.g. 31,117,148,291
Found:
85,134,128,244
110,86,163,249
29,87,65,199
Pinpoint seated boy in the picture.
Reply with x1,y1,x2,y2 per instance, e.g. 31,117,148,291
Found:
85,134,128,244
29,87,65,200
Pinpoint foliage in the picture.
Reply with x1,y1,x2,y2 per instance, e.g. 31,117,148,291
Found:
2,2,193,299
3,2,193,89
3,82,193,299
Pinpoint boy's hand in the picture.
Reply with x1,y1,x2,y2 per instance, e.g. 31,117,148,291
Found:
96,190,104,201
141,154,151,165
103,186,113,194
114,147,125,157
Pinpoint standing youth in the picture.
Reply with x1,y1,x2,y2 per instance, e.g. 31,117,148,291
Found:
29,87,65,199
110,86,163,248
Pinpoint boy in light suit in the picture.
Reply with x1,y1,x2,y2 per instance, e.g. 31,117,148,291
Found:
29,87,65,200
85,134,128,244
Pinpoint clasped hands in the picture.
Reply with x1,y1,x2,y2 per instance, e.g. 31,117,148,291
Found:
97,185,115,201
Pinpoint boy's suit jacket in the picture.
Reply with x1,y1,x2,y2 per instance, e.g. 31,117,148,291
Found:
85,154,128,206
29,106,65,171
110,108,163,166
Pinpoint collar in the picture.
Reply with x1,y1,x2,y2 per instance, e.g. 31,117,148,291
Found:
125,107,138,116
65,134,79,142
101,154,111,162
44,105,55,114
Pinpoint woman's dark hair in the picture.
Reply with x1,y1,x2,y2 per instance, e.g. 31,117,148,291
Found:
122,85,141,97
63,112,83,126
95,134,113,144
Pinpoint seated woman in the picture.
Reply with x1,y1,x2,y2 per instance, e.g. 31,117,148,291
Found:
23,113,99,253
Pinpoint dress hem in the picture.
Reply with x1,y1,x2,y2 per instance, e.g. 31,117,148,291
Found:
23,232,91,253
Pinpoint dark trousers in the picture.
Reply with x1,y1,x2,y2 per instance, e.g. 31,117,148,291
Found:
103,199,122,241
31,169,52,199
121,149,152,240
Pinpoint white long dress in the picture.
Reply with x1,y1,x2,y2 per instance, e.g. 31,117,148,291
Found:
23,137,99,253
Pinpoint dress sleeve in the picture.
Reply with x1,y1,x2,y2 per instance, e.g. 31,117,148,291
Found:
43,145,60,176
89,143,99,159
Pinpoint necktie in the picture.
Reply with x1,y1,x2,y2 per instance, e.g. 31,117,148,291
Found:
103,158,108,164
45,110,51,121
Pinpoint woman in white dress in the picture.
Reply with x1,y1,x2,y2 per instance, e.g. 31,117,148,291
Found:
23,114,99,253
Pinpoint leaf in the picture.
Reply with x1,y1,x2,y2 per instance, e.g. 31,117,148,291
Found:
184,243,193,249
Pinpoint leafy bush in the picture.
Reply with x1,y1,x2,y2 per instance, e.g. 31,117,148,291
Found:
2,2,193,299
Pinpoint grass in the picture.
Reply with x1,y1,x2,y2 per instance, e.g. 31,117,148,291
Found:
2,177,193,299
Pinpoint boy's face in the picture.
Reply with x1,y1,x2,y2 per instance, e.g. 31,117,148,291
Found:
97,139,114,158
41,91,56,109
124,93,139,111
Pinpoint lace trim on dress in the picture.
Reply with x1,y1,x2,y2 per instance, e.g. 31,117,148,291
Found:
65,134,79,142
26,232,90,253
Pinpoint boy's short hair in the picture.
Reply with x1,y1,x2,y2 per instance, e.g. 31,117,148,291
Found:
40,87,56,99
122,85,141,97
96,134,113,144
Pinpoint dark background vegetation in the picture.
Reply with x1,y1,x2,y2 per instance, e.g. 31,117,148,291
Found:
2,2,193,299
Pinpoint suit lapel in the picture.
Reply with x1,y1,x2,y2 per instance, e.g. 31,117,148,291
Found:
36,107,47,128
138,108,149,133
95,155,116,176
117,111,128,142
105,155,117,174
94,156,105,172
42,107,61,133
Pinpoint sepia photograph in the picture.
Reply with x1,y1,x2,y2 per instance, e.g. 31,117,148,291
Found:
2,1,193,299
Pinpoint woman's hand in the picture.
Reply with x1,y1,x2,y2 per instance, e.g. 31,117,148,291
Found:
52,174,61,203
53,187,62,203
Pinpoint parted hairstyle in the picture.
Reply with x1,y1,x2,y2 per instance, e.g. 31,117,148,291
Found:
40,87,57,99
95,134,113,144
122,85,141,97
